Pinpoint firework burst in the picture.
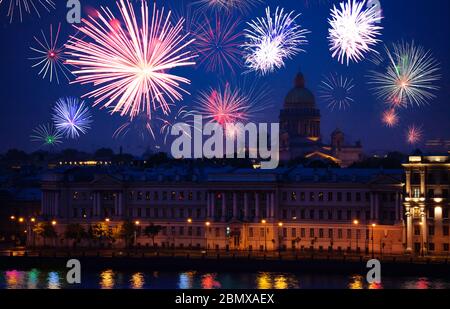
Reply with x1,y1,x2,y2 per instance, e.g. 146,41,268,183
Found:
113,113,155,140
3,0,55,22
327,0,383,65
368,41,441,108
29,23,73,84
65,0,197,119
381,108,399,128
193,14,243,74
242,7,309,75
158,105,196,144
30,123,63,147
319,73,355,110
52,97,93,139
406,124,423,145
193,0,264,13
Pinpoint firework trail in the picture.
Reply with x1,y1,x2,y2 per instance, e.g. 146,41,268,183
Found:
3,0,55,23
29,23,73,84
158,105,196,144
193,14,244,75
113,113,155,141
328,0,383,65
65,0,197,119
368,41,441,108
319,73,355,110
242,6,309,75
52,97,93,139
193,0,264,13
30,123,63,147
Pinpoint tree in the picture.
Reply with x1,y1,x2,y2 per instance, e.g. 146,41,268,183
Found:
64,224,86,248
116,221,138,248
33,222,57,247
144,224,163,247
94,148,114,160
88,223,112,247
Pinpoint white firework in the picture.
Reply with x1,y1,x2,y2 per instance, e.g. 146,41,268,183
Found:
52,97,93,139
368,41,441,108
328,0,383,65
319,73,355,110
242,6,309,75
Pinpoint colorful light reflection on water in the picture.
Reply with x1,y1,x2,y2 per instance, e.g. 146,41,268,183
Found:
1,269,450,289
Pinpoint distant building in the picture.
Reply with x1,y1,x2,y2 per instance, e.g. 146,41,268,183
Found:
39,165,405,254
403,155,450,255
424,138,450,154
279,72,363,167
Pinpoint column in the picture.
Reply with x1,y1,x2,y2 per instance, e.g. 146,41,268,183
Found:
406,207,413,253
53,192,59,217
395,192,400,222
118,192,123,217
211,193,216,221
270,192,275,219
221,192,226,222
421,208,428,255
244,192,249,221
405,171,411,197
374,193,379,221
265,193,270,219
370,193,375,221
206,192,211,218
420,170,426,196
435,206,443,255
254,192,260,222
232,192,238,220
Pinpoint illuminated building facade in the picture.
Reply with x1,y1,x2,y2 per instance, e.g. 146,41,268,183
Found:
403,155,450,255
39,166,406,254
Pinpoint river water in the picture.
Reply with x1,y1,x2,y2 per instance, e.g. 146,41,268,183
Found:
1,269,450,289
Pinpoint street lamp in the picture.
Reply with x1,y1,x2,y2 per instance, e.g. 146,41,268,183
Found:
371,223,376,258
105,218,110,222
278,222,283,252
18,217,24,223
353,220,360,253
51,220,57,226
205,221,211,251
261,219,267,252
134,220,140,247
187,218,193,248
10,216,16,221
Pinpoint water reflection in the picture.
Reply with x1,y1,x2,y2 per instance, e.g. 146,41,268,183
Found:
178,271,195,289
348,275,364,289
100,270,115,289
130,273,145,289
47,272,61,289
5,270,25,289
201,273,221,289
256,272,299,289
27,269,39,289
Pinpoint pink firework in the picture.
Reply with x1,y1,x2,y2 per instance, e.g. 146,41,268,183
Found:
65,0,197,119
193,14,243,74
381,109,399,128
406,125,423,145
29,23,72,84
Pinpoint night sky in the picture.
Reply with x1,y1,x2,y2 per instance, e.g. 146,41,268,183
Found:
0,0,449,156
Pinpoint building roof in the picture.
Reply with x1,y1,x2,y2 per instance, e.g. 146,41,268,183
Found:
284,72,316,109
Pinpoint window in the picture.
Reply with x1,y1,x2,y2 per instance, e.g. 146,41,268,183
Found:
300,192,306,201
328,192,333,202
179,209,185,218
146,192,151,200
428,243,435,251
428,208,435,218
196,208,201,219
291,210,296,219
428,226,435,236
309,210,315,220
154,208,159,218
162,192,167,200
291,228,297,238
196,192,202,201
282,192,287,201
310,192,315,202
73,192,79,200
443,226,449,236
443,189,449,199
413,188,420,198
137,191,143,200
444,208,449,219
444,243,449,252
300,210,305,219
188,227,192,236
309,228,314,238
337,192,342,202
327,211,333,220
171,226,176,235
260,228,265,237
319,210,324,220
300,228,306,238
188,192,193,201
197,227,202,236
338,229,343,239
427,189,435,198
283,228,287,238
179,227,184,236
414,226,421,236
282,209,287,219
346,192,352,202
179,192,185,200
356,193,361,202
137,208,142,217
171,191,176,200
365,192,370,202
154,191,159,200
128,191,134,201
347,229,352,239
249,228,253,238
145,208,150,218
215,228,220,237
328,229,333,239
347,210,352,220
291,192,297,201
319,229,324,238
318,192,324,201
337,210,342,220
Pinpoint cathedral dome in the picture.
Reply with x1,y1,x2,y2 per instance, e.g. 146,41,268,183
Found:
284,72,316,109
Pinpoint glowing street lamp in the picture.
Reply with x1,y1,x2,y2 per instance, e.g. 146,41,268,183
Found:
261,219,267,252
30,218,36,223
205,221,211,251
105,218,110,222
353,220,360,253
371,223,376,258
419,222,425,257
278,222,284,252
187,218,193,248
10,216,16,220
134,220,140,247
51,220,57,226
18,217,24,223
